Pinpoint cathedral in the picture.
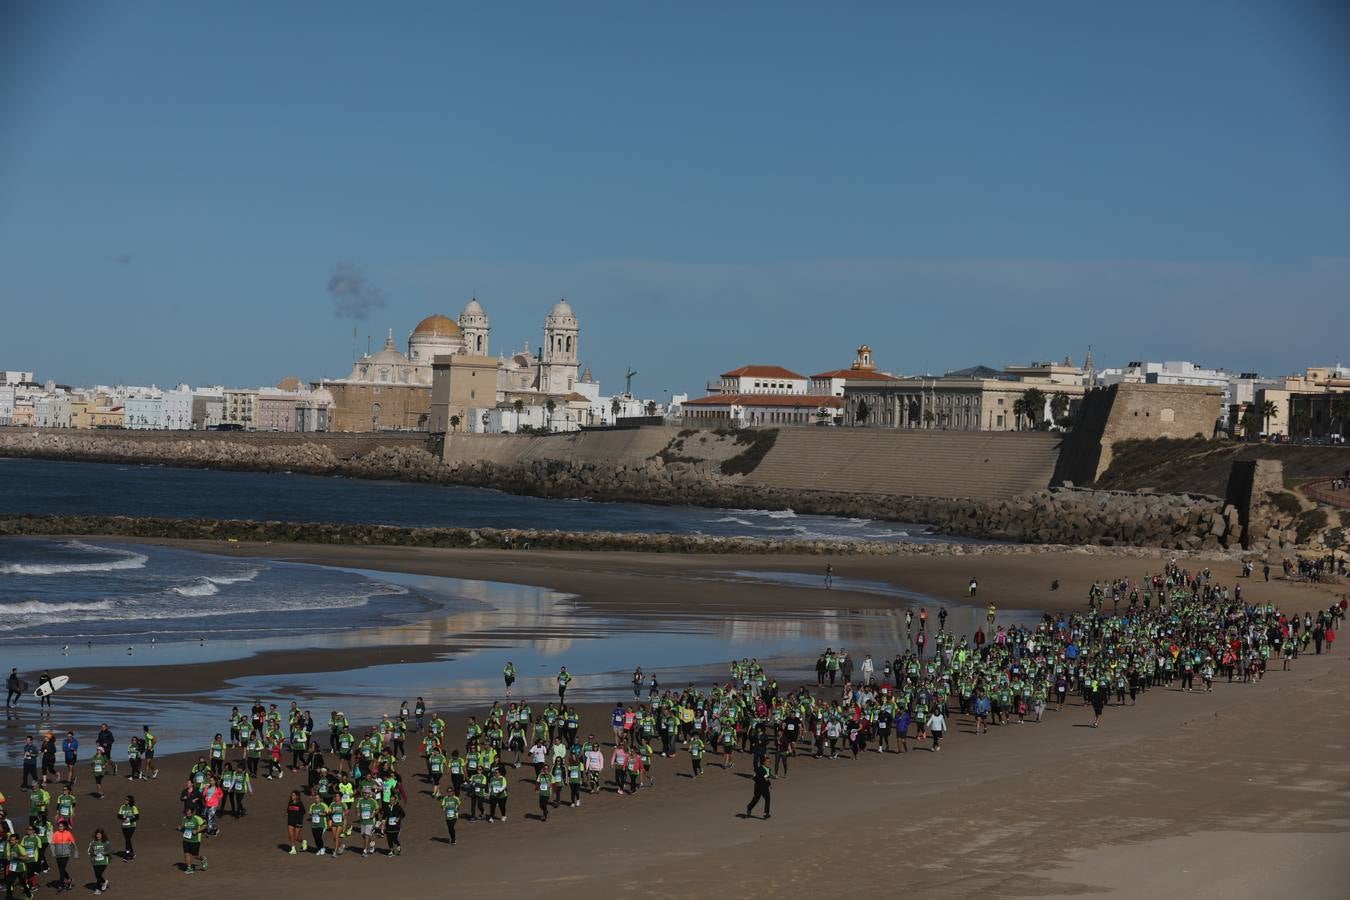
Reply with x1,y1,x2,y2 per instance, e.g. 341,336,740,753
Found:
320,299,587,431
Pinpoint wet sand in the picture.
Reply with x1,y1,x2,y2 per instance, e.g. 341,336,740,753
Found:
3,539,1347,898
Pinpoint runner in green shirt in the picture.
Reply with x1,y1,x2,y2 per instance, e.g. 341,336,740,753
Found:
180,812,207,873
439,792,460,844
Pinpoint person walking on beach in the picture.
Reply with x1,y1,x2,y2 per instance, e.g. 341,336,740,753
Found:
285,790,305,855
556,667,572,703
824,564,833,588
61,731,78,785
180,807,207,874
19,736,39,790
88,827,110,895
503,662,517,696
745,759,772,819
927,709,947,751
5,669,23,708
37,671,53,713
116,796,138,861
50,818,75,892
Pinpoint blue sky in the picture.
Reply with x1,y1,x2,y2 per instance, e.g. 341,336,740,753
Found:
2,1,1347,396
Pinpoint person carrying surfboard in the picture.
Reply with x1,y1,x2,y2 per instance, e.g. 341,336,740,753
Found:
5,669,24,708
37,672,53,712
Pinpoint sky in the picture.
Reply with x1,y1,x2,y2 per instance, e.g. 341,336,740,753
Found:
1,1,1348,397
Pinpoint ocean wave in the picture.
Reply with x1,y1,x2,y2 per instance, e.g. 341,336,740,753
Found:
711,517,754,526
170,568,262,595
0,582,410,634
171,580,219,597
0,542,148,576
206,569,260,586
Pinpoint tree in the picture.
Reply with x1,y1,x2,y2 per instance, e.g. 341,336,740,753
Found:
1020,388,1046,429
610,397,622,420
907,400,921,426
449,414,461,433
814,407,832,426
855,398,871,426
1050,392,1070,424
922,408,935,428
1331,395,1350,438
1241,405,1262,441
513,399,525,415
1291,409,1312,440
1012,399,1026,430
1260,399,1278,436
645,400,658,417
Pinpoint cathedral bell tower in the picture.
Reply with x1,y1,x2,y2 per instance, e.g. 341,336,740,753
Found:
540,299,580,394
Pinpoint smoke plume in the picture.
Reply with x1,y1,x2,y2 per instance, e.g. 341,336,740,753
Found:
327,263,387,320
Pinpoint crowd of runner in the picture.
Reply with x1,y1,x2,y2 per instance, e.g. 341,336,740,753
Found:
3,560,1344,896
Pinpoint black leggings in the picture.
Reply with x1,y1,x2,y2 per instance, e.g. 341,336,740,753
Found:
92,864,108,889
55,856,70,885
445,819,457,843
121,826,136,855
311,827,325,851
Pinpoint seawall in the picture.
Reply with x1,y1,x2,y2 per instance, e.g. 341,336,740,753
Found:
0,427,1280,551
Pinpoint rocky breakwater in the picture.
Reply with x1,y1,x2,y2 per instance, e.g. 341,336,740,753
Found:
0,429,346,473
1,430,1265,551
0,514,1240,561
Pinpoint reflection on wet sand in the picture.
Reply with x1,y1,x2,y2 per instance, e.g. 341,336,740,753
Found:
4,566,1036,761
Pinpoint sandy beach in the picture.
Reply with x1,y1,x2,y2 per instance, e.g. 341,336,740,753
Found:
3,540,1347,899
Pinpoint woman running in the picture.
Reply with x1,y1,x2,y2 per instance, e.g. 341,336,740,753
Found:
383,798,405,856
50,819,76,892
116,795,138,861
285,790,305,855
88,828,111,895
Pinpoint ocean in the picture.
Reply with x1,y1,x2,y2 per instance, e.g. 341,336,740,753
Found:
0,457,938,541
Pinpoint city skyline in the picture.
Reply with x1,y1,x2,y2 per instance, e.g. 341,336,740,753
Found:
2,2,1347,390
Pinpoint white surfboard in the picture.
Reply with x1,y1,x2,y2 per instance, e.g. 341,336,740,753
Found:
34,675,69,698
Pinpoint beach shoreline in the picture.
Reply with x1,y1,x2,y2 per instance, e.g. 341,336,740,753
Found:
1,538,1347,898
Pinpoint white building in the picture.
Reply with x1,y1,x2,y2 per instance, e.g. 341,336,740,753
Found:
163,386,195,430
35,394,71,428
123,396,165,429
712,365,809,396
0,386,14,424
1098,361,1234,408
1,371,34,385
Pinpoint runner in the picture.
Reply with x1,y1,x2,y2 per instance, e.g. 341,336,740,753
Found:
87,827,111,895
438,791,460,845
179,807,207,874
116,795,138,861
745,759,772,820
285,790,305,855
383,797,405,856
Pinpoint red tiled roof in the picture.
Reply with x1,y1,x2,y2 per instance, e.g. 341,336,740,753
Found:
810,368,898,381
685,393,844,408
719,365,805,380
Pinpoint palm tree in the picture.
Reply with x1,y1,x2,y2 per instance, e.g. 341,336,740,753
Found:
1331,395,1350,438
513,399,525,415
922,408,935,428
610,397,622,421
1012,399,1026,431
1260,399,1278,436
1050,392,1070,424
1020,388,1046,429
449,414,461,433
645,401,658,417
855,399,871,426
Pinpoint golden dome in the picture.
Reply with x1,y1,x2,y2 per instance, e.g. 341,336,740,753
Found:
411,314,462,337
